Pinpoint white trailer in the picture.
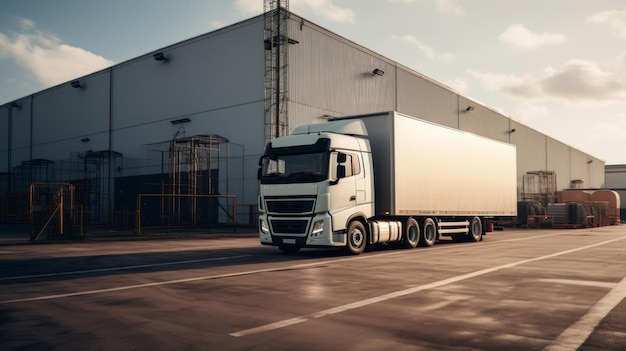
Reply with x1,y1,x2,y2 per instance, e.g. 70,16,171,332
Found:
258,111,517,254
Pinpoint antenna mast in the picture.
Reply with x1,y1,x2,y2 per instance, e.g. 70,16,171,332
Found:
263,0,290,144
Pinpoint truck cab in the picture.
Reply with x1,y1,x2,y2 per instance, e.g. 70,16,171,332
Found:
257,119,374,253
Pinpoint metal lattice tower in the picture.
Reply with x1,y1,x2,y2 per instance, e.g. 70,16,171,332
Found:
264,0,290,144
522,170,557,207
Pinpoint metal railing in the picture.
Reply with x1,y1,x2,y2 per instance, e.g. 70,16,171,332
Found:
135,194,237,235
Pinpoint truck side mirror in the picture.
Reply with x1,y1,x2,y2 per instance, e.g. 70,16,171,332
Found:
330,164,346,185
337,165,346,179
337,152,347,164
257,167,262,180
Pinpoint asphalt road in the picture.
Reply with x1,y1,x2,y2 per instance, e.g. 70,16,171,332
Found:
1,226,626,350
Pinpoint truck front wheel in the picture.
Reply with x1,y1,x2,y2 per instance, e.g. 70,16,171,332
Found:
346,220,366,255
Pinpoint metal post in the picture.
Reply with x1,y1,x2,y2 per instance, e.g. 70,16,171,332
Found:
58,188,64,235
6,106,12,191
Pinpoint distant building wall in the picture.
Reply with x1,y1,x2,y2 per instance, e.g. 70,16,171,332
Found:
605,165,626,220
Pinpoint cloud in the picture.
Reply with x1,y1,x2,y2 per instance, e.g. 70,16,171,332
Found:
587,9,626,39
616,52,626,75
541,60,626,101
468,70,539,97
499,24,566,50
236,0,355,23
513,103,550,126
235,0,263,15
18,17,35,30
298,0,355,23
435,0,465,16
386,0,464,15
0,21,114,88
442,77,468,93
209,20,224,29
469,59,626,102
391,34,453,61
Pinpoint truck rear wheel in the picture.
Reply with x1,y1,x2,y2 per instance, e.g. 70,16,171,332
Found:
346,220,366,255
468,216,482,242
403,218,419,248
420,218,437,247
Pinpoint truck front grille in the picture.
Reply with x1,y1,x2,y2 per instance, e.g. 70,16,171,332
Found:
266,199,315,215
270,219,309,235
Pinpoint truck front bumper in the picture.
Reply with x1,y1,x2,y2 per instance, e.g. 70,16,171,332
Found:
259,213,344,247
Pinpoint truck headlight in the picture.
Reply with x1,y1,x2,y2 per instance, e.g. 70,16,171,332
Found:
311,220,324,237
260,219,269,235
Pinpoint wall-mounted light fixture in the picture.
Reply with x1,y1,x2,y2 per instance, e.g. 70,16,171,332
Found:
170,117,191,125
587,160,593,164
509,128,516,133
80,138,90,143
264,35,300,50
9,102,20,109
153,52,168,62
372,68,384,76
70,80,82,89
465,106,475,112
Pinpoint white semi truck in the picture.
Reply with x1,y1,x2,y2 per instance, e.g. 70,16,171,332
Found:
257,111,517,254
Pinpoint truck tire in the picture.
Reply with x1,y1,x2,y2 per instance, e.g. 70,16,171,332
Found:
403,218,419,248
420,218,437,247
346,220,366,255
468,216,482,242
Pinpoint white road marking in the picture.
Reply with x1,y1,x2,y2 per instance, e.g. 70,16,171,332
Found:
0,266,270,304
0,253,395,304
543,276,626,351
0,255,252,281
538,278,617,289
230,235,626,337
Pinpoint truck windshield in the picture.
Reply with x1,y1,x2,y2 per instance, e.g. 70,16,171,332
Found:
261,151,329,184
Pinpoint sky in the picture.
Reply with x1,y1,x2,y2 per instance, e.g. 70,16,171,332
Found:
1,0,626,164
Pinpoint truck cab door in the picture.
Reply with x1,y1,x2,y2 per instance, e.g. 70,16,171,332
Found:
329,152,358,218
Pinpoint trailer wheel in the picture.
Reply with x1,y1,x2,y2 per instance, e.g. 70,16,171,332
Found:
420,218,437,247
468,216,482,242
279,245,301,254
403,218,419,249
346,220,366,255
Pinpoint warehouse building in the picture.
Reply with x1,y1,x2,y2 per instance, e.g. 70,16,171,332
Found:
0,9,606,230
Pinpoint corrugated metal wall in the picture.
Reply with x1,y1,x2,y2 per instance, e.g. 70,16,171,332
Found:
1,100,32,171
287,16,395,129
397,67,459,129
510,122,547,193
0,108,7,173
111,19,265,179
32,71,111,161
606,166,626,188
